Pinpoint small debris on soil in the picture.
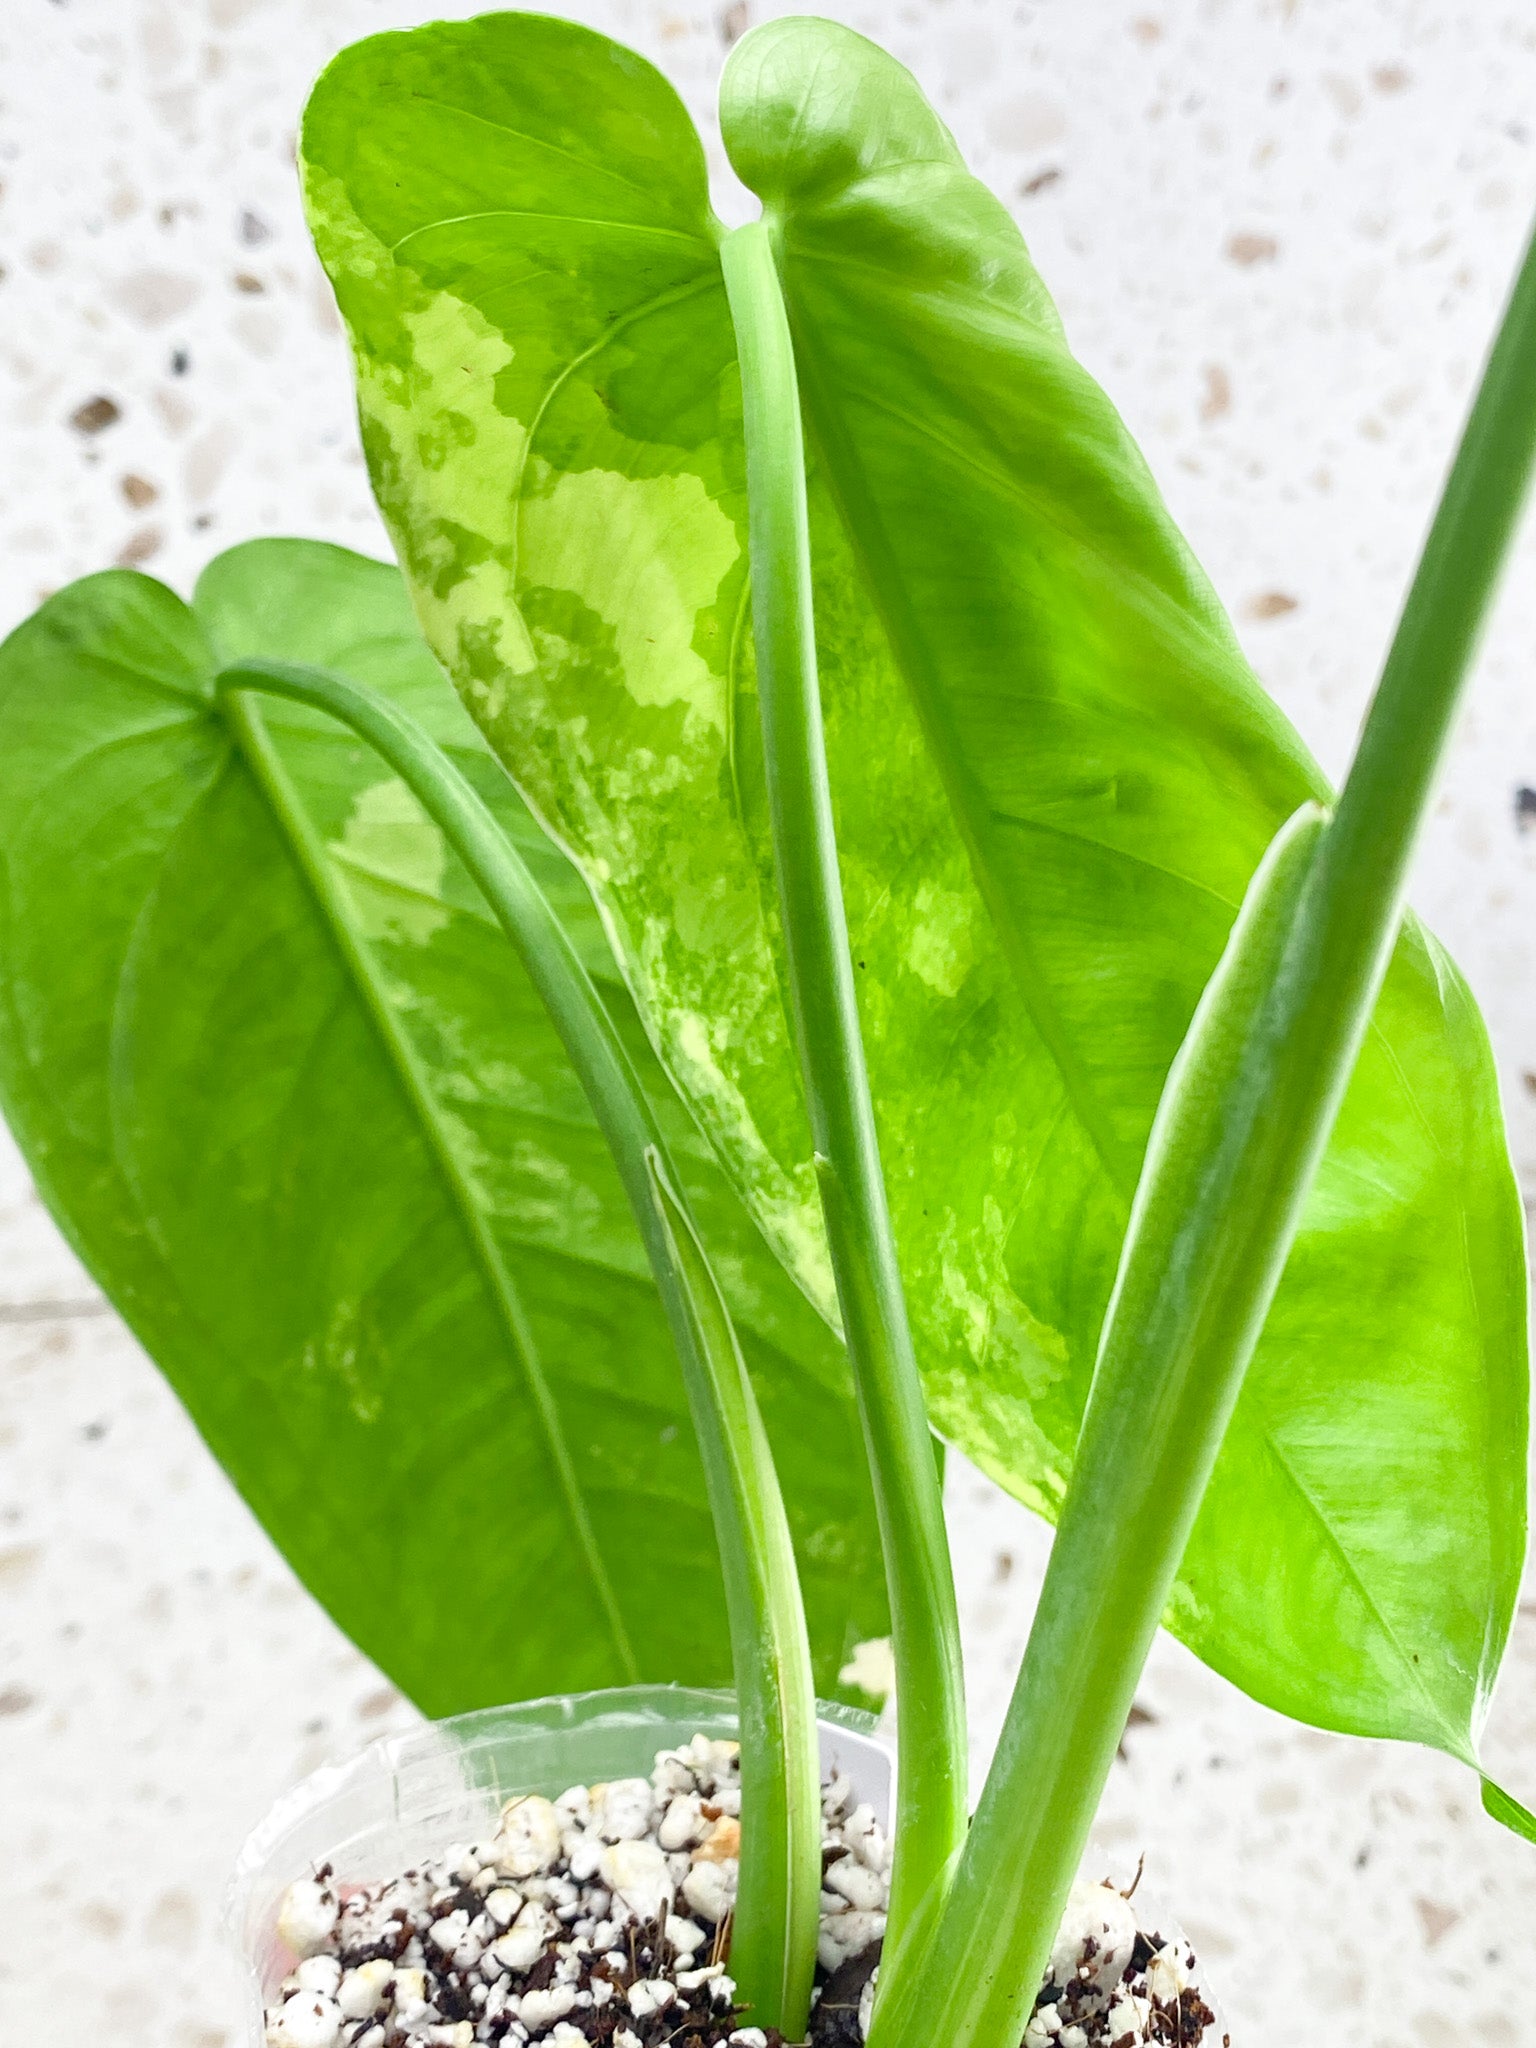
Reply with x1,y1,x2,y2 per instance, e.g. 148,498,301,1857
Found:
264,1738,1217,2048
1021,1892,1219,2047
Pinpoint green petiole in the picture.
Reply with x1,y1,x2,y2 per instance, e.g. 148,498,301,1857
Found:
871,215,1536,2048
720,217,969,1971
214,659,823,2037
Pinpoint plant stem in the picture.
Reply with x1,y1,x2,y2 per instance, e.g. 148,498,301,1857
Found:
870,214,1536,2048
214,659,822,2036
720,218,968,1962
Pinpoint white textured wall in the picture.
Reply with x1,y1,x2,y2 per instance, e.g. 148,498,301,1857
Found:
2,4,1535,2045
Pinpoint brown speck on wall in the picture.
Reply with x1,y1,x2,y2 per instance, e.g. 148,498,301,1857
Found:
69,395,120,435
1413,1898,1461,1948
1227,231,1279,266
109,267,201,327
1199,364,1232,421
1117,1700,1158,1761
114,526,164,567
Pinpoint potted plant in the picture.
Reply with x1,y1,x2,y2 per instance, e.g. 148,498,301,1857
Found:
0,14,1532,2048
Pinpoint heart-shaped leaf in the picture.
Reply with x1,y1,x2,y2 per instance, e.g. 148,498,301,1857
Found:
0,536,886,1714
300,16,1527,1778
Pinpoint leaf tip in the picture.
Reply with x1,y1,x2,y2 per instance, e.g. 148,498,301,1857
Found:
1482,1773,1536,1845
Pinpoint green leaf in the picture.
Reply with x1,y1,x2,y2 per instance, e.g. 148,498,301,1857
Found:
300,17,1527,1777
0,536,885,1715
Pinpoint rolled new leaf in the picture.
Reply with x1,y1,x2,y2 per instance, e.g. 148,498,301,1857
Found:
646,1153,822,2031
867,804,1329,2047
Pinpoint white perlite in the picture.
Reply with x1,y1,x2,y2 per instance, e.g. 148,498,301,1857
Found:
1021,1897,1213,2048
1047,1883,1138,1996
263,1736,1215,2048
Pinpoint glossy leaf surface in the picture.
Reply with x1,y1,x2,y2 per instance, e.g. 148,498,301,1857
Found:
0,538,885,1715
301,17,1528,1771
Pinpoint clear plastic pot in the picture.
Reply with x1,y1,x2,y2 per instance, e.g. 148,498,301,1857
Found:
229,1684,890,2046
232,1684,1225,2047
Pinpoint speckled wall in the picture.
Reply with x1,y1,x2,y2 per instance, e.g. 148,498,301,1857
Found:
2,4,1535,2046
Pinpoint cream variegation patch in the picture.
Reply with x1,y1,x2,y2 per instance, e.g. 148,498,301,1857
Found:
904,878,979,997
302,1294,382,1427
667,1005,836,1318
357,284,538,681
306,164,832,1350
330,778,449,945
519,464,738,734
933,1195,1068,1408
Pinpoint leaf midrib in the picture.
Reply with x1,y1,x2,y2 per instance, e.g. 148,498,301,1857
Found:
391,208,712,257
1258,1421,1471,1757
222,687,641,1681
